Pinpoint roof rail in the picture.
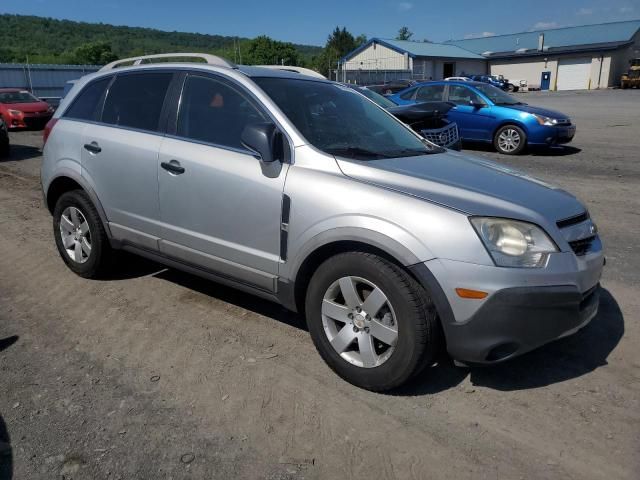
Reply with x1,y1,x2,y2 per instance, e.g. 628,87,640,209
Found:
256,65,327,80
99,53,236,71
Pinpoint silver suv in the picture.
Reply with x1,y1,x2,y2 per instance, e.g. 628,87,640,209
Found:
41,54,604,391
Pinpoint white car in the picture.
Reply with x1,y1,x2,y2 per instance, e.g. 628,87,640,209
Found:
444,76,471,82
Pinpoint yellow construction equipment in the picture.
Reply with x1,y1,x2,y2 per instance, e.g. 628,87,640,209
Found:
621,59,640,89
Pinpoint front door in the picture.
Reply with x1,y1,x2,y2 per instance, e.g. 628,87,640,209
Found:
541,71,551,90
157,73,288,292
445,84,494,141
443,62,455,79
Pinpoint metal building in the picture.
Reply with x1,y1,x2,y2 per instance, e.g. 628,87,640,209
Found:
0,63,99,101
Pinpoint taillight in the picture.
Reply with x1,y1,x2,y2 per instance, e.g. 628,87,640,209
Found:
43,118,58,146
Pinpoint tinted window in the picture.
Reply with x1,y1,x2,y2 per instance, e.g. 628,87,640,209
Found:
399,88,416,100
177,74,267,149
415,85,445,102
448,85,484,105
102,73,172,131
254,77,444,160
64,78,110,121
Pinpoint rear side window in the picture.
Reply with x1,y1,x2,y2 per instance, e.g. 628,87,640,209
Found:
64,78,110,121
102,72,172,132
415,85,445,102
176,74,267,149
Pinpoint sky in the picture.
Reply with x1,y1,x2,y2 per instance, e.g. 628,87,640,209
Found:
4,0,639,46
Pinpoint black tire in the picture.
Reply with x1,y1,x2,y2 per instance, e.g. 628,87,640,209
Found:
494,124,527,155
53,190,112,278
305,252,439,391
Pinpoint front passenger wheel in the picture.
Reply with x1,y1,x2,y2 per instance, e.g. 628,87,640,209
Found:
494,125,526,155
305,252,439,391
53,190,112,278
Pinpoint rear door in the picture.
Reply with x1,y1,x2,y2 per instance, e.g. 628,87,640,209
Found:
445,85,494,141
81,71,173,249
157,72,289,292
414,84,445,102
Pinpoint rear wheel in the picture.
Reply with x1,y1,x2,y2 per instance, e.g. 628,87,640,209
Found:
494,124,526,155
53,190,112,278
305,252,439,391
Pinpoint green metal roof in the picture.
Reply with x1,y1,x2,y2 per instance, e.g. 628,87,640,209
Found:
342,38,485,61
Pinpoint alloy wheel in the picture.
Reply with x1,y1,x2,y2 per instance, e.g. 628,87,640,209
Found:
498,128,521,153
59,206,92,264
321,276,398,368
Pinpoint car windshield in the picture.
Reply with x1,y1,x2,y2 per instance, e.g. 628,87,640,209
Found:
475,84,522,105
355,87,397,108
0,91,40,104
254,78,444,160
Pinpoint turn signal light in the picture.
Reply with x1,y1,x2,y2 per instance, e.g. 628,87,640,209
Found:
455,288,488,299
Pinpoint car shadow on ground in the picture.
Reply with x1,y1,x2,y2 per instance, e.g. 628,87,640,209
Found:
396,288,623,395
103,255,306,331
461,141,582,157
1,143,42,162
0,336,17,480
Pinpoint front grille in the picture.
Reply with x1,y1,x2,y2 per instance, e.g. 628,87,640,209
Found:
569,235,596,256
23,116,50,130
557,212,589,229
421,123,459,148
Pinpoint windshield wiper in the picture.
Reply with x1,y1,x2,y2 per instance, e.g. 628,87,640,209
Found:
325,146,391,160
385,146,444,157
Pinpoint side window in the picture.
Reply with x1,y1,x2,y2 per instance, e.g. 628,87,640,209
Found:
399,87,417,100
63,78,110,121
415,85,445,102
448,85,484,106
176,74,267,150
102,72,173,132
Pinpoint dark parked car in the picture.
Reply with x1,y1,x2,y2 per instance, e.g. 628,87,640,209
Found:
469,75,518,92
0,117,8,157
367,79,416,95
348,85,461,150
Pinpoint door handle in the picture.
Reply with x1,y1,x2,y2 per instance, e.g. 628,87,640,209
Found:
160,160,185,175
83,142,101,154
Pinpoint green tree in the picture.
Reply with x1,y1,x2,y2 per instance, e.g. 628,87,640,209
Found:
71,41,118,65
243,35,300,65
314,26,363,79
396,26,413,41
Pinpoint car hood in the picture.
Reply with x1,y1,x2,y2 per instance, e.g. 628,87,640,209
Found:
3,101,50,113
503,104,568,119
335,150,585,222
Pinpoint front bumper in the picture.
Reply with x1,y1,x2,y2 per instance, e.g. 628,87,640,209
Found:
6,113,52,131
410,248,604,364
529,124,576,146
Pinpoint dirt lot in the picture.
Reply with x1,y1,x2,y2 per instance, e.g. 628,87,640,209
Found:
1,89,639,479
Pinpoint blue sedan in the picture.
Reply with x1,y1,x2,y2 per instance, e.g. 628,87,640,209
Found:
388,81,576,155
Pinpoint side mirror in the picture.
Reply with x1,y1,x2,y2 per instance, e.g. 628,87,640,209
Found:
241,122,279,163
470,100,486,109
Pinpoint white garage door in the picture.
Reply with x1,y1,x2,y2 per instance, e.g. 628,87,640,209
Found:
557,58,591,90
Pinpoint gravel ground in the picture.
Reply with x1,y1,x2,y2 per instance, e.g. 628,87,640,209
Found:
1,89,639,480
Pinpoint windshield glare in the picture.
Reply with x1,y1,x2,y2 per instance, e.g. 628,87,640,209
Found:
356,87,397,109
0,91,40,104
254,78,443,160
474,84,520,105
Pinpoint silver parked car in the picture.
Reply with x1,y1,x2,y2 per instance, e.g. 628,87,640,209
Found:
41,54,604,391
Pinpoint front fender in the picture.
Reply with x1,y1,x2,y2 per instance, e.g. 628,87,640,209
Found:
281,215,435,281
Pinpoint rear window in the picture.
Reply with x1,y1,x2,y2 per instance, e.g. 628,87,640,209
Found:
64,78,110,121
102,72,173,132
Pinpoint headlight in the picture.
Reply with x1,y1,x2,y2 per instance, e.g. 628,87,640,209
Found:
531,113,558,126
8,109,22,117
470,217,558,268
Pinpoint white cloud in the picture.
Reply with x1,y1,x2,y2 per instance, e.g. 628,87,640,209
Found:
463,31,496,39
620,6,634,13
482,31,495,37
532,21,559,30
577,8,594,15
397,2,413,11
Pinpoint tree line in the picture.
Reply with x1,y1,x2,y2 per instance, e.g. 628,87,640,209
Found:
0,14,420,78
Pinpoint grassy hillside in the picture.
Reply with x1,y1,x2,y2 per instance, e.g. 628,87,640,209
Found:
0,14,322,65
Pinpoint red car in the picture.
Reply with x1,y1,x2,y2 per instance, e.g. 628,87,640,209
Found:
0,88,54,131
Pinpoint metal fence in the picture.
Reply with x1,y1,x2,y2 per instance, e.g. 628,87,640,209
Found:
0,63,100,101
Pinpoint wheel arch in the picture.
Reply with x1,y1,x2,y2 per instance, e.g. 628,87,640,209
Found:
46,171,112,239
